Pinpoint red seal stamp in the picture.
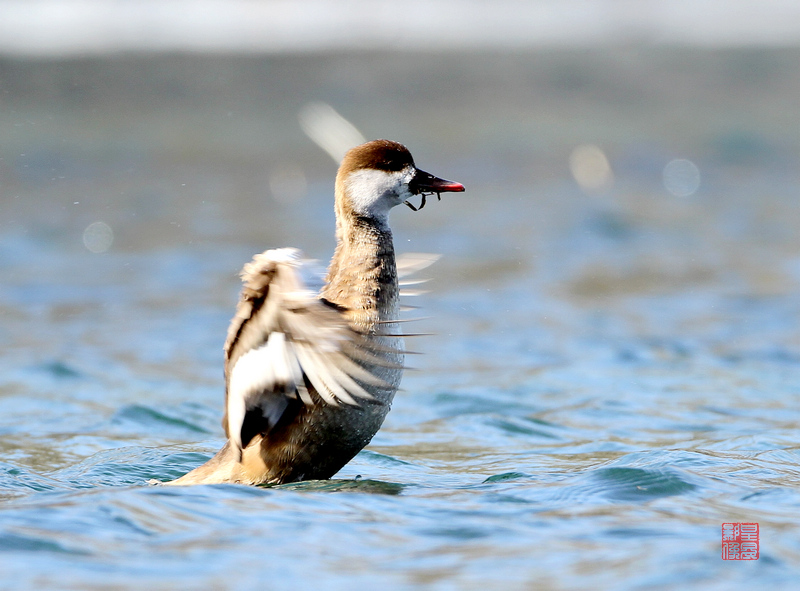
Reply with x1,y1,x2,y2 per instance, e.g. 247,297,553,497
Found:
722,523,759,560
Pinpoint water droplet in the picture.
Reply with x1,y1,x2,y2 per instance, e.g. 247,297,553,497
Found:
298,101,366,163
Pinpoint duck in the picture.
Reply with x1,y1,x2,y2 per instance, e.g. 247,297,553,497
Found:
167,139,464,485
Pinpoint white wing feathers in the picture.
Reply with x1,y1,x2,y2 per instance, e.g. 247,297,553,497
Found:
223,248,400,456
396,252,440,283
396,252,439,298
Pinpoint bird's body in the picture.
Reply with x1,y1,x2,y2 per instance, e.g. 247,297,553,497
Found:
167,140,463,486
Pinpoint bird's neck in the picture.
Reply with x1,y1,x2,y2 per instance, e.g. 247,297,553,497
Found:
322,214,399,333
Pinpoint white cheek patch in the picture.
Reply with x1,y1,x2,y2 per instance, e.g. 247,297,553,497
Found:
395,168,416,201
345,167,415,218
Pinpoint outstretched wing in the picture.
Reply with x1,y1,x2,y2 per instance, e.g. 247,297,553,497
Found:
222,248,397,459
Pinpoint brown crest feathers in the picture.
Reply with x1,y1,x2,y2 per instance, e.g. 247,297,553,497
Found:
338,139,414,177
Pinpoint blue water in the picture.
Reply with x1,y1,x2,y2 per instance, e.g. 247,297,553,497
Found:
3,50,800,589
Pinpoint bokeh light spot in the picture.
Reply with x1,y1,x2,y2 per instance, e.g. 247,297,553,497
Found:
663,158,701,197
569,144,613,193
82,221,114,253
269,164,307,204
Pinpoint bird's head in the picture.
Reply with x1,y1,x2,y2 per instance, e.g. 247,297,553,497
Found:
335,139,464,222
